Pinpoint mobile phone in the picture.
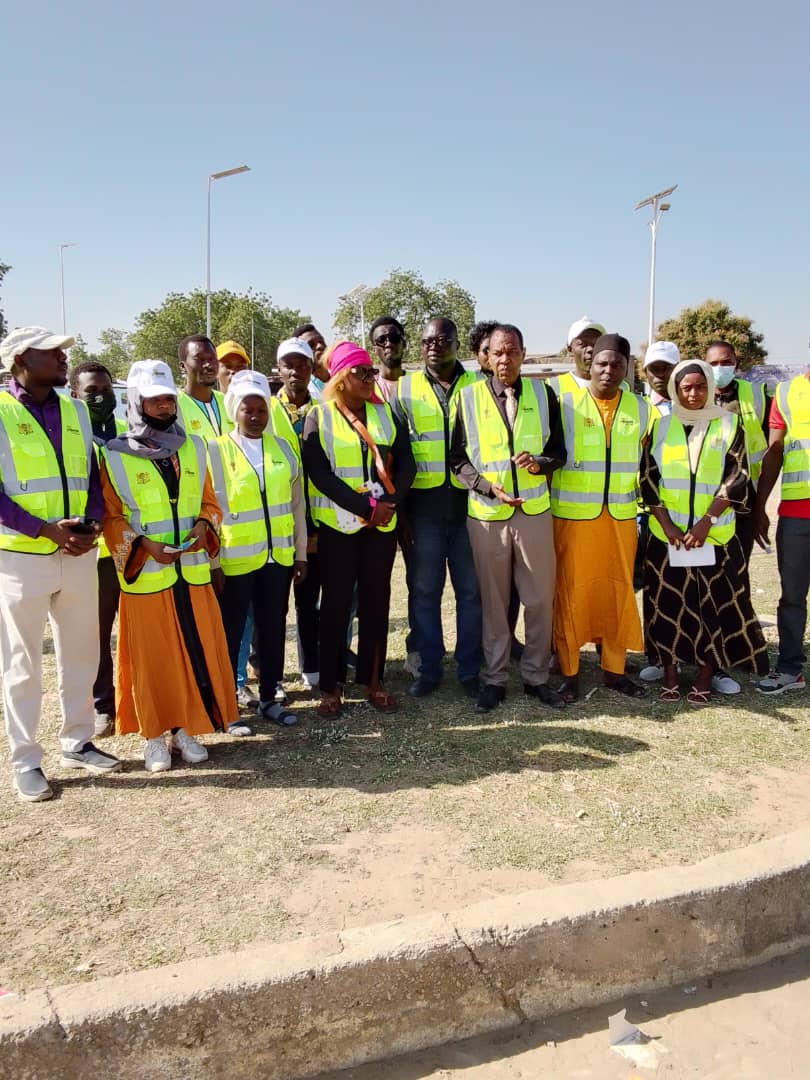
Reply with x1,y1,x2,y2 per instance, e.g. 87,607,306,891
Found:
163,537,196,554
69,517,98,535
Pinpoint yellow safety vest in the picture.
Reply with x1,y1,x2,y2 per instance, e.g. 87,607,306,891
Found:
393,368,479,489
551,390,649,521
648,412,739,546
95,418,127,559
776,377,810,501
308,400,397,534
177,390,232,440
102,436,211,594
458,378,552,520
732,379,767,486
208,432,298,574
0,391,93,554
550,372,630,398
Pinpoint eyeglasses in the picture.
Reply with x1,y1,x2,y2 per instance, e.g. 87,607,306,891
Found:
373,332,403,346
348,366,379,381
421,335,454,347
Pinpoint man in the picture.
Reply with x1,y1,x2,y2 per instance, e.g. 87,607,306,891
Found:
0,327,121,802
293,323,328,402
642,340,679,416
369,316,407,401
177,334,232,440
754,365,810,695
277,337,320,690
392,317,482,698
216,340,250,393
469,320,499,374
451,324,566,713
69,360,125,737
550,316,605,396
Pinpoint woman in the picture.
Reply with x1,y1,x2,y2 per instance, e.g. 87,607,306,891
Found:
208,369,308,728
550,333,649,702
101,360,238,771
302,341,415,717
641,359,768,703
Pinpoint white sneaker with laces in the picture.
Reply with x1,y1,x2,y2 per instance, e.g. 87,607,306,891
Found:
144,737,171,773
301,672,319,691
170,729,208,764
711,671,741,695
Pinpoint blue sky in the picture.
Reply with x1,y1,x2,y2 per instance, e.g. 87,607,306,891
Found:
3,0,808,360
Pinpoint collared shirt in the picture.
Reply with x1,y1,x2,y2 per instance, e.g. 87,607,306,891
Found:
276,387,314,437
647,390,673,416
0,379,103,538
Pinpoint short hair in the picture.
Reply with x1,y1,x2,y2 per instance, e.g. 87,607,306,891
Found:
177,334,215,364
488,323,524,349
468,320,500,354
423,316,458,338
368,315,405,342
68,360,113,390
292,322,321,339
706,338,736,356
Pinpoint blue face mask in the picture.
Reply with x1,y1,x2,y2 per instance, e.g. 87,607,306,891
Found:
713,365,736,390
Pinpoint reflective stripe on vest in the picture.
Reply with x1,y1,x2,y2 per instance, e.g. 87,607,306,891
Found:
95,418,127,559
102,435,210,593
0,392,92,554
734,379,767,486
648,412,738,545
776,377,810,499
459,379,551,520
308,401,397,534
550,390,648,521
208,432,298,574
394,369,479,489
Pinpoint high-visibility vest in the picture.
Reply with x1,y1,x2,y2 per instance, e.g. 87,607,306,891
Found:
177,390,232,440
776,376,810,501
732,379,767,486
647,411,739,546
102,436,211,593
0,391,93,555
551,390,649,521
550,371,629,398
93,418,127,559
308,400,397,534
208,432,299,574
458,378,552,520
393,369,479,489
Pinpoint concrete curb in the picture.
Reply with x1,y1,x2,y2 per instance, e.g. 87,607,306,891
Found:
3,828,810,1080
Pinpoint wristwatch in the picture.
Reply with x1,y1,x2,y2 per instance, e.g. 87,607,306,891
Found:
704,514,719,525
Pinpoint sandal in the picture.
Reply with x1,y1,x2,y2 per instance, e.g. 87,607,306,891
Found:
659,685,681,702
604,674,647,699
367,688,397,713
556,677,580,704
316,696,343,719
687,686,712,706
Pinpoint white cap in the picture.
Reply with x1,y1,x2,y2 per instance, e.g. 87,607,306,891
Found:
0,326,75,371
644,341,680,369
567,317,605,347
224,369,271,421
277,336,313,362
126,360,178,399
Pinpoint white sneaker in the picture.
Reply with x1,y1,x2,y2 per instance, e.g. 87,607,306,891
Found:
711,671,741,695
404,651,421,678
236,685,258,708
228,721,254,737
170,729,208,764
301,671,319,691
640,664,664,682
144,737,171,773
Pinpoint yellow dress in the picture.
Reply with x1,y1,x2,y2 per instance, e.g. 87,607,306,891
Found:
552,394,643,677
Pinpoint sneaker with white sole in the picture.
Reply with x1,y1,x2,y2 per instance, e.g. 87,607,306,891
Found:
301,671,319,691
61,742,122,774
13,767,54,802
170,729,208,764
711,671,741,695
756,671,806,696
228,721,254,737
144,737,171,773
93,712,114,738
236,685,258,708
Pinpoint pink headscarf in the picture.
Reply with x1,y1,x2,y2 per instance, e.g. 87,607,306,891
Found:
327,340,382,403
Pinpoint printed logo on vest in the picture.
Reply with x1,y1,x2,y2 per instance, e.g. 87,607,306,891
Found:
135,471,151,485
17,422,33,436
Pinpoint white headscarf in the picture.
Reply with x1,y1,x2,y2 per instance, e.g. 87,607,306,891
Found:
667,359,728,423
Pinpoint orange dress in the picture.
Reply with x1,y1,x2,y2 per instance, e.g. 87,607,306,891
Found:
101,459,238,739
552,393,643,677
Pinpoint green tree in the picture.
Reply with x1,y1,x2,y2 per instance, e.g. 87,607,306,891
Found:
332,268,477,364
0,261,11,340
130,289,305,377
97,328,134,380
656,299,767,370
68,334,97,366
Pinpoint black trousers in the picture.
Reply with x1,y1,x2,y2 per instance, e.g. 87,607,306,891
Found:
219,562,293,704
318,525,397,694
294,550,320,674
94,556,120,716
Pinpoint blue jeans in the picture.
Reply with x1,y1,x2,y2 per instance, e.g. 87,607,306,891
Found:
407,515,482,684
236,609,254,689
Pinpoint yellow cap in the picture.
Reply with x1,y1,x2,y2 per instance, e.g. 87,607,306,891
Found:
216,340,250,363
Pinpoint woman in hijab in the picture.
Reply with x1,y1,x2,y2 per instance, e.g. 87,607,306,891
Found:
641,359,768,704
302,341,415,718
100,360,238,771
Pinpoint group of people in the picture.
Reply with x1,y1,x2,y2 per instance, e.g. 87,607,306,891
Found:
0,312,807,803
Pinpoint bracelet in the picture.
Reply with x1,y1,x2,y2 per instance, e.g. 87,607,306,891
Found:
368,496,378,511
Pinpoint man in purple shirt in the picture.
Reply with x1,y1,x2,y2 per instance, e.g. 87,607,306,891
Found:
0,326,121,802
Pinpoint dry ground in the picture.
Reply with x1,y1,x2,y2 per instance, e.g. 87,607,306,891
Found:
0,535,808,994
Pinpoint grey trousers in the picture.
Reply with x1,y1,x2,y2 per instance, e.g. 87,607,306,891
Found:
776,516,810,675
467,510,555,687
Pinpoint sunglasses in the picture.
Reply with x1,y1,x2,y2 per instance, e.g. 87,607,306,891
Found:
421,335,454,347
373,332,403,346
348,366,379,381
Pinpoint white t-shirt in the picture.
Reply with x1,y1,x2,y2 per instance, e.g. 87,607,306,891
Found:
230,431,264,487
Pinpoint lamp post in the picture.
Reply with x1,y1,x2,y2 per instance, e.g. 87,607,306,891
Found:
57,243,77,334
206,165,251,338
634,185,677,347
339,283,372,345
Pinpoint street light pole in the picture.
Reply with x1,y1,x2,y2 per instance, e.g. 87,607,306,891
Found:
634,185,677,346
57,243,77,334
206,165,251,338
338,283,371,345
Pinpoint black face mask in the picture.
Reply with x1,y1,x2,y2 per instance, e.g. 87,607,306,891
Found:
86,390,117,423
145,411,178,432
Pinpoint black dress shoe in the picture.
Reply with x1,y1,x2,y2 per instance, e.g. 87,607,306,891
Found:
474,684,506,713
407,677,440,699
459,676,481,699
524,683,566,709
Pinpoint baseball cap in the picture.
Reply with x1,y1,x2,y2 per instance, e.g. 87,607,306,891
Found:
0,326,75,371
127,360,178,399
567,317,605,347
644,341,680,369
277,337,314,362
216,340,250,364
